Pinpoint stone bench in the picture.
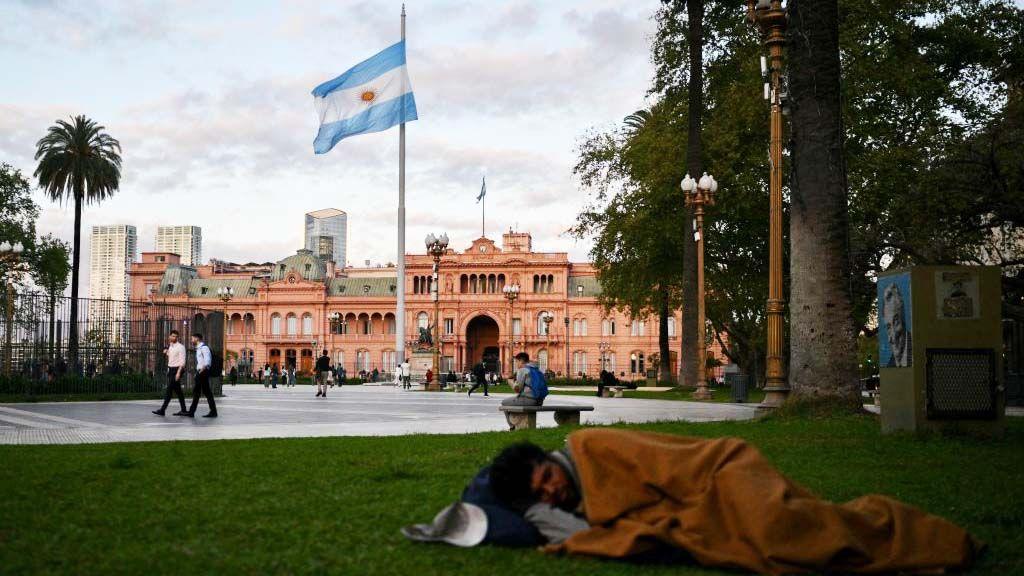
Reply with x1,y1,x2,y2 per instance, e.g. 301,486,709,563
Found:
602,386,626,398
499,404,595,431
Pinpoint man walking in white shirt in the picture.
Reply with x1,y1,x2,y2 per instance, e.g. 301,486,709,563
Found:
183,332,217,418
153,330,188,416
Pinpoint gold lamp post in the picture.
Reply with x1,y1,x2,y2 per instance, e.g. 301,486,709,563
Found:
502,282,520,378
424,232,449,391
748,0,790,408
216,286,234,378
681,172,718,401
1,241,27,376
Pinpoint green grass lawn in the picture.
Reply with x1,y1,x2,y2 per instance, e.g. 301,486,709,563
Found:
1,414,1021,575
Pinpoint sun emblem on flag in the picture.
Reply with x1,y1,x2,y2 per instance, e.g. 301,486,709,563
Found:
360,90,376,103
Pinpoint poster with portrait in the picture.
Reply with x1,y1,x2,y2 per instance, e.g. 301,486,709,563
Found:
878,272,913,368
935,270,979,319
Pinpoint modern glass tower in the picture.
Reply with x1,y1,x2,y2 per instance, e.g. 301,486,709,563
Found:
304,208,347,266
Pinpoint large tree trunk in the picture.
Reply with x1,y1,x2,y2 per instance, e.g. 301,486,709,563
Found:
68,195,81,368
786,0,859,404
658,290,672,383
680,0,703,389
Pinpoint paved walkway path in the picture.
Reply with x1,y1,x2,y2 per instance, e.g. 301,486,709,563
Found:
0,385,759,445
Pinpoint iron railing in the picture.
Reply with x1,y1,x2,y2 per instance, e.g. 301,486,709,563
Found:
0,291,222,397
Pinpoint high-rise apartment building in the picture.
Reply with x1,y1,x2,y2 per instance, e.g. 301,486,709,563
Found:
304,209,347,266
88,225,138,344
155,225,202,266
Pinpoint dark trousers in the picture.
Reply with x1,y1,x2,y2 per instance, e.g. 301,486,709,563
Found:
160,367,186,412
468,378,489,396
189,370,217,414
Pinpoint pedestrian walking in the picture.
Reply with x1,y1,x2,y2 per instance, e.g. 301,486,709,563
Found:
467,362,489,397
263,364,271,388
153,329,187,416
315,349,331,397
183,332,217,418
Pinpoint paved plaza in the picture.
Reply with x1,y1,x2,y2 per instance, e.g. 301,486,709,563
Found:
0,385,759,445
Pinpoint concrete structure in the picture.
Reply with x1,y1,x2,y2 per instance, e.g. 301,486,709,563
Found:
304,208,347,266
130,231,723,380
88,225,137,344
155,225,202,266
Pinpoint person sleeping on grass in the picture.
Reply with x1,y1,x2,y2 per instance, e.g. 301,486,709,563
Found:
403,428,982,576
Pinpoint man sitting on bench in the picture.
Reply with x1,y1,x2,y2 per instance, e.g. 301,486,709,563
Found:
502,352,544,408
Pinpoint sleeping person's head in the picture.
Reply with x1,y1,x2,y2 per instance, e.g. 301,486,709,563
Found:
490,442,577,511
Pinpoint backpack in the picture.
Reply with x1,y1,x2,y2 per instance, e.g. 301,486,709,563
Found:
525,365,549,402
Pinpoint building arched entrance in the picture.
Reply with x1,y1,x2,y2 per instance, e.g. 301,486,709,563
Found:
466,315,500,373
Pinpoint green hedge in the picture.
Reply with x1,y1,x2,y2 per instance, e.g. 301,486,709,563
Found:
0,373,161,396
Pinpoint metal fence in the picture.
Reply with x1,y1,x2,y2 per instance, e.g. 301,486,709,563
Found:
0,291,222,397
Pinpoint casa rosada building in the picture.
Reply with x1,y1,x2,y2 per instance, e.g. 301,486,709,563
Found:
129,231,723,380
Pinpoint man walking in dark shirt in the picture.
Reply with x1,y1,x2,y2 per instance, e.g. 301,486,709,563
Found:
467,362,489,397
315,350,331,398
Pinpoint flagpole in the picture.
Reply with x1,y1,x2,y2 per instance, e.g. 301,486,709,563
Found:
396,3,407,370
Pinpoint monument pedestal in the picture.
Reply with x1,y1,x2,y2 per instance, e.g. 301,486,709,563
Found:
409,349,439,391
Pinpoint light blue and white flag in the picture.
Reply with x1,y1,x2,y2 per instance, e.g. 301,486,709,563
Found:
477,176,486,202
311,40,418,154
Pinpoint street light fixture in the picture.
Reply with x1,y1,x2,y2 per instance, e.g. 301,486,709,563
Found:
216,286,234,377
682,172,718,401
502,283,520,377
1,241,27,377
747,0,790,409
425,232,449,390
541,311,553,373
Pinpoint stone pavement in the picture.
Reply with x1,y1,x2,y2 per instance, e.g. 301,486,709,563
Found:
0,384,759,445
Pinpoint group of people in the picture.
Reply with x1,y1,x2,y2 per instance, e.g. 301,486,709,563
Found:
151,329,217,418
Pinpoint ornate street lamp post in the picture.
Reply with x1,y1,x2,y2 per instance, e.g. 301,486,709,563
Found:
681,172,718,401
1,241,26,376
216,286,234,378
502,283,520,378
542,312,553,373
425,232,449,391
747,0,790,408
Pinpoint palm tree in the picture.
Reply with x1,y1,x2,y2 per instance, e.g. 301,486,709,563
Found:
34,115,122,366
786,0,859,405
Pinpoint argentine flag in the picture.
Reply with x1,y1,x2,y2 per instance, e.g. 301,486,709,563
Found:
312,40,418,154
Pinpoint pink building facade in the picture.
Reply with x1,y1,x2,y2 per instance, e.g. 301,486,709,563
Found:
129,231,723,380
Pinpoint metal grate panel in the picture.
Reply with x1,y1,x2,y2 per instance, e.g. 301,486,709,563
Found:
925,348,998,420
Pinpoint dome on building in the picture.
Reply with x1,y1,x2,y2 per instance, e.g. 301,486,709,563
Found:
272,249,326,282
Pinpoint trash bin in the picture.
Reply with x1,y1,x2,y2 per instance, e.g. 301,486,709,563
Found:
726,373,749,403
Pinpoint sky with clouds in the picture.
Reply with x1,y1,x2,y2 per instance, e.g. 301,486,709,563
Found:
0,0,661,292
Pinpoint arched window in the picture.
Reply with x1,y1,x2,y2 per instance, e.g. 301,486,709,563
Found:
356,349,371,372
470,275,478,294
538,349,549,372
244,313,256,334
667,317,676,337
631,319,645,336
573,318,588,336
384,313,396,335
460,274,468,293
603,352,617,373
498,274,506,290
286,313,298,335
271,313,282,335
417,312,429,330
488,274,496,293
573,351,588,376
602,318,616,337
630,352,646,374
302,313,313,335
533,275,539,293
333,349,344,370
358,313,370,335
382,350,396,373
537,311,551,335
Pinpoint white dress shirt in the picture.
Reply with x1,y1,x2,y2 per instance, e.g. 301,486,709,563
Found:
196,343,212,372
167,342,186,368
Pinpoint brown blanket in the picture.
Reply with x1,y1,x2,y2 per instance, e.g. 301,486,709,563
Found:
545,429,981,575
